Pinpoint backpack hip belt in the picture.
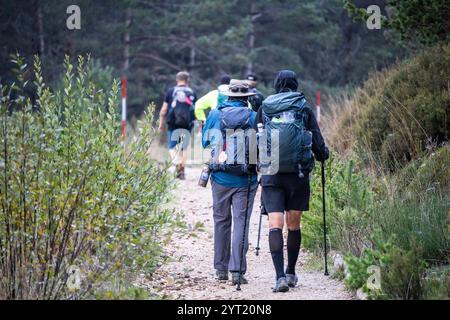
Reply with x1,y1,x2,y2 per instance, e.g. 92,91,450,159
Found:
209,163,256,176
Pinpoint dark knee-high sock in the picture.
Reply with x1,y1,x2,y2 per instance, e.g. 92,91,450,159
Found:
286,229,301,275
269,228,285,279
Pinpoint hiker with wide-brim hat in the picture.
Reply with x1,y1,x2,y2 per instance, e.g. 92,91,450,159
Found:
254,70,329,292
202,79,258,286
223,79,257,97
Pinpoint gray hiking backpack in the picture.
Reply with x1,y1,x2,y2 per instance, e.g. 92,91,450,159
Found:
209,105,256,175
169,86,195,129
261,92,313,175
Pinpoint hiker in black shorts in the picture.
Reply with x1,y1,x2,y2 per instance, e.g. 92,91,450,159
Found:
254,70,329,292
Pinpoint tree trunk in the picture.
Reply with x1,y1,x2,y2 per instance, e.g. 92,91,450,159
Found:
189,34,196,71
123,8,132,73
245,0,257,76
36,0,45,56
343,19,355,84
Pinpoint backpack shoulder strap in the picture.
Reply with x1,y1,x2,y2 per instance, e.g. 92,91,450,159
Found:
172,86,194,107
261,110,270,125
171,86,181,96
184,86,194,95
172,86,193,96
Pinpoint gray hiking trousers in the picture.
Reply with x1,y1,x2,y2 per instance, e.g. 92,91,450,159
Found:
211,180,257,273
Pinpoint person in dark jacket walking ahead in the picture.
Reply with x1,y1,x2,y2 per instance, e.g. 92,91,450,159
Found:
255,70,329,292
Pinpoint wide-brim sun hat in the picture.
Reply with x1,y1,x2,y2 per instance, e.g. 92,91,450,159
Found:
218,84,229,93
223,79,256,97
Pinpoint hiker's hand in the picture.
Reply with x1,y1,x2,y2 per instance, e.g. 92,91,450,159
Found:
158,123,164,132
316,147,330,162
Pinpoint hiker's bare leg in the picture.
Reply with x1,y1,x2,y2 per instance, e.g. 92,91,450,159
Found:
286,210,302,230
169,149,187,165
268,212,284,229
173,148,187,180
180,149,188,166
169,149,177,162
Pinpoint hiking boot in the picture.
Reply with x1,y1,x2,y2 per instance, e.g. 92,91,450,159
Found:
216,270,229,281
231,272,248,285
176,164,186,180
272,277,289,293
286,273,298,288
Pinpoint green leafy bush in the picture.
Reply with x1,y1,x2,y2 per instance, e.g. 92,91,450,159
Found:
344,249,379,291
380,242,426,300
345,239,427,300
0,55,173,299
303,155,375,256
376,192,449,262
422,265,450,300
303,149,448,299
316,42,449,301
395,145,450,195
344,0,450,45
329,44,450,172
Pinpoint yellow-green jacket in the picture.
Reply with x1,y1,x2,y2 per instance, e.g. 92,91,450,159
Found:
195,89,220,122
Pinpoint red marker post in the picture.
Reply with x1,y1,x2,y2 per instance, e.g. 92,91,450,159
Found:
316,91,321,125
121,76,127,139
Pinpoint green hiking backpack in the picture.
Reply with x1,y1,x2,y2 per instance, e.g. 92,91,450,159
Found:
261,92,314,175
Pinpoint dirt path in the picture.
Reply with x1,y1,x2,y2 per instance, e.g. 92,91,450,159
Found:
141,167,353,300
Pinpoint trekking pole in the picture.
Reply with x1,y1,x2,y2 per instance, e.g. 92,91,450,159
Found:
255,213,262,256
321,160,329,276
255,179,263,256
237,172,252,291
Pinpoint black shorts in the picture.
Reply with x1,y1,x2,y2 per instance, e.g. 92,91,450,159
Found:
261,173,310,213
